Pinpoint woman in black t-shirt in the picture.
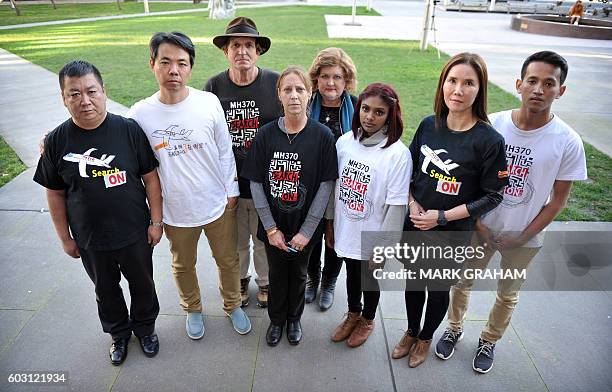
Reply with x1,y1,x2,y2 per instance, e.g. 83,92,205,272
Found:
392,53,508,368
242,67,338,347
305,47,358,311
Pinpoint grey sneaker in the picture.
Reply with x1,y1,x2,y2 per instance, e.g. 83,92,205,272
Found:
473,338,495,374
226,307,252,335
186,312,205,340
435,328,463,360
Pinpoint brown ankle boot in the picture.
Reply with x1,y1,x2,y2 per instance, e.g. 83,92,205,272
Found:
331,312,360,342
347,317,375,348
392,330,417,359
409,339,432,368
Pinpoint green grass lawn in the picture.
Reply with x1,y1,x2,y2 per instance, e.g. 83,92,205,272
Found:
0,136,27,188
0,5,609,221
0,2,208,26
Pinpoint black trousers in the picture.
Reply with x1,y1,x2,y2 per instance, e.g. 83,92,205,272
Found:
80,238,159,339
345,258,380,321
404,287,449,341
307,239,342,279
401,214,467,341
265,243,313,326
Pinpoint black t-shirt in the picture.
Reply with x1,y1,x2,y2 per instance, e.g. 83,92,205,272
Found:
241,119,338,244
33,113,158,251
317,95,357,141
408,115,508,231
204,67,281,198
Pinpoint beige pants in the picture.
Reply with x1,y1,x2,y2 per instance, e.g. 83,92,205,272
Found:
448,245,540,342
165,206,241,313
237,198,268,286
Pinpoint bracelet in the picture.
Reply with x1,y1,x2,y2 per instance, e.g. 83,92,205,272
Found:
266,228,278,237
150,220,163,228
408,200,416,207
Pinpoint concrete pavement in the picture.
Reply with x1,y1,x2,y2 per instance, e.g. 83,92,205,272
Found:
0,3,611,391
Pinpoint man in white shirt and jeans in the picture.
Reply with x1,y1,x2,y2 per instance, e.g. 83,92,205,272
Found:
128,32,251,340
435,51,587,373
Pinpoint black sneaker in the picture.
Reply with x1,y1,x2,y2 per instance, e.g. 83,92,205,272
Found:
435,328,463,360
473,338,495,374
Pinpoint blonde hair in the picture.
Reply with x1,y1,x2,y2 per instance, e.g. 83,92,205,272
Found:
308,47,357,93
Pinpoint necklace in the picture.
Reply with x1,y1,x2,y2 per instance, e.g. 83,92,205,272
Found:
325,115,330,123
285,129,300,144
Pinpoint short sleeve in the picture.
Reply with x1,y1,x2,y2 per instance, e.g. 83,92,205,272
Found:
33,132,66,191
241,125,268,183
128,120,158,176
556,135,587,181
408,122,423,179
385,147,412,205
480,136,509,192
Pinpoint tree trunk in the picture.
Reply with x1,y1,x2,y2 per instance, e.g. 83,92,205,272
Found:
10,0,21,16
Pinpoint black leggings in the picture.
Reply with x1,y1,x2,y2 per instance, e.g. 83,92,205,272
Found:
345,258,380,321
307,239,342,279
404,287,450,340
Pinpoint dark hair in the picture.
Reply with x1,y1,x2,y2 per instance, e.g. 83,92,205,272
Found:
351,83,403,149
434,52,489,129
149,32,195,66
58,60,103,91
521,51,568,85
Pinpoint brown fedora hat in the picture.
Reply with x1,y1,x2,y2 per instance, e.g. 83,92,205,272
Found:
213,17,271,55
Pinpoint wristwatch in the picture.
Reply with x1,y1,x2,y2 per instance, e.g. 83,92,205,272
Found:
150,220,163,228
437,210,447,226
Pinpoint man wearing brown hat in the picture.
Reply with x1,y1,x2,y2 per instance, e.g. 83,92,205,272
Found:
205,17,281,309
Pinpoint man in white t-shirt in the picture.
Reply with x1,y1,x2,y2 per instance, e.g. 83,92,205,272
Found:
435,51,587,374
127,32,252,340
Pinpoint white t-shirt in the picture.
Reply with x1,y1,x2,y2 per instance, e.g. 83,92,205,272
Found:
481,110,587,247
333,133,411,259
127,87,239,227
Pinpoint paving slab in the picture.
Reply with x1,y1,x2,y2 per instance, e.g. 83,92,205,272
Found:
111,315,262,392
510,291,612,392
0,281,119,392
0,309,33,354
385,318,548,392
0,210,74,310
252,307,394,392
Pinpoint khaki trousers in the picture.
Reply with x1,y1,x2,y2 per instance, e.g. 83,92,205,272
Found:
448,245,540,342
165,206,241,313
236,198,268,286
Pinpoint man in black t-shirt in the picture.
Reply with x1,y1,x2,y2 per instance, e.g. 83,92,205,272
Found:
205,17,281,309
34,61,163,366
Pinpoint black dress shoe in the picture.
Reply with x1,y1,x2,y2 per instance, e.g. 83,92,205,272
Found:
109,337,129,366
266,323,283,347
287,320,302,345
138,333,159,358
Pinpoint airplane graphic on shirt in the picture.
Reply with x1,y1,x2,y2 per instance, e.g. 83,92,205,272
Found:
152,125,193,150
63,148,116,178
420,145,459,175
